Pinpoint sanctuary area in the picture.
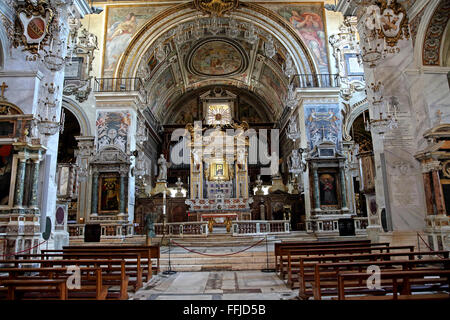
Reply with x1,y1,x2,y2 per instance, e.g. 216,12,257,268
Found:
0,0,449,301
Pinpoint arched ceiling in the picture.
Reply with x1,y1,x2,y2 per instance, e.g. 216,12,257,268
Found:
162,85,274,125
114,2,321,123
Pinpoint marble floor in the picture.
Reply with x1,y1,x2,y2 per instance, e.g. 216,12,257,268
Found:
129,271,298,300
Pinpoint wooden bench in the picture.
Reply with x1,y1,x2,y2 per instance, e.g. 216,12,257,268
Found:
43,247,157,281
0,267,110,300
0,258,130,297
284,245,415,288
0,279,68,300
275,240,373,273
277,242,390,278
310,258,450,300
337,270,450,300
63,245,160,273
296,250,449,295
15,252,143,290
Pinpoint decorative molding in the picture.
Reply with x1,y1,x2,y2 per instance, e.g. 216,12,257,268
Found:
423,0,450,66
194,0,239,17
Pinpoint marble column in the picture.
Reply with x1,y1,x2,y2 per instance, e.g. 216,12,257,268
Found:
431,170,446,215
14,158,27,208
312,166,320,211
339,165,348,210
29,159,40,210
91,173,99,215
422,172,434,215
119,174,126,214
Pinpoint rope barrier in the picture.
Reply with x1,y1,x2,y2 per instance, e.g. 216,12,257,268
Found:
0,239,48,258
416,232,446,260
171,237,266,257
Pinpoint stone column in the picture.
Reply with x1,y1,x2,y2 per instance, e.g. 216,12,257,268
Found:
422,171,434,215
14,158,27,208
91,172,99,216
339,163,348,210
431,170,446,216
29,159,40,210
312,165,321,211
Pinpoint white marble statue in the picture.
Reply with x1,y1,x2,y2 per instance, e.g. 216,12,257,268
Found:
175,177,184,197
157,154,170,181
289,149,301,170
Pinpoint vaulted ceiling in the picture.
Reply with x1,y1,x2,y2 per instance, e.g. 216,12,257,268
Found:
140,18,292,123
112,3,321,123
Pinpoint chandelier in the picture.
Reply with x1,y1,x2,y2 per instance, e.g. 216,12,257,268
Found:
264,34,276,59
360,16,386,68
284,83,300,110
283,53,296,79
359,0,409,67
244,23,258,44
37,82,64,136
74,150,91,182
287,115,301,141
136,119,148,146
364,81,399,136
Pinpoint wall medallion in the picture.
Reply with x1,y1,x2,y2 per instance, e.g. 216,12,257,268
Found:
15,1,54,54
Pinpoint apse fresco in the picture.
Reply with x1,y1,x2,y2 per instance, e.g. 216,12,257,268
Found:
304,104,341,150
148,68,175,109
191,40,244,76
239,102,263,123
173,98,200,124
104,6,167,76
96,111,131,153
270,4,329,73
260,65,285,103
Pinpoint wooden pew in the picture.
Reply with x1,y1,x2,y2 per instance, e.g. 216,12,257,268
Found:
1,279,68,300
310,258,450,300
296,250,449,296
337,270,450,300
0,258,130,297
43,247,156,281
285,245,414,287
63,245,160,274
275,240,373,273
0,267,110,300
278,242,390,279
15,252,143,290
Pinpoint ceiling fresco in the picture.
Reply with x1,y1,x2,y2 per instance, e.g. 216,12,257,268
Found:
106,3,322,123
188,39,248,77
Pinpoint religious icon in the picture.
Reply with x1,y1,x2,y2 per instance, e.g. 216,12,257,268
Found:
215,164,224,176
319,173,338,206
99,176,120,212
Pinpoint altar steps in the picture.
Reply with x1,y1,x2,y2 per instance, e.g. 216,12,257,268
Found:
158,250,275,272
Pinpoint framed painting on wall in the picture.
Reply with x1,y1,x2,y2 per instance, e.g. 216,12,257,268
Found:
0,145,13,206
98,174,120,213
318,172,339,208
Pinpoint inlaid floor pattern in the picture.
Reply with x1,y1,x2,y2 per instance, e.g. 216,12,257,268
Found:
129,271,298,300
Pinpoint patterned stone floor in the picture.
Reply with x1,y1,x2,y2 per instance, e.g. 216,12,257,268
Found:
129,271,298,300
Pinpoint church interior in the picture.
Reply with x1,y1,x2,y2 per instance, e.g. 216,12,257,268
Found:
0,0,449,302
